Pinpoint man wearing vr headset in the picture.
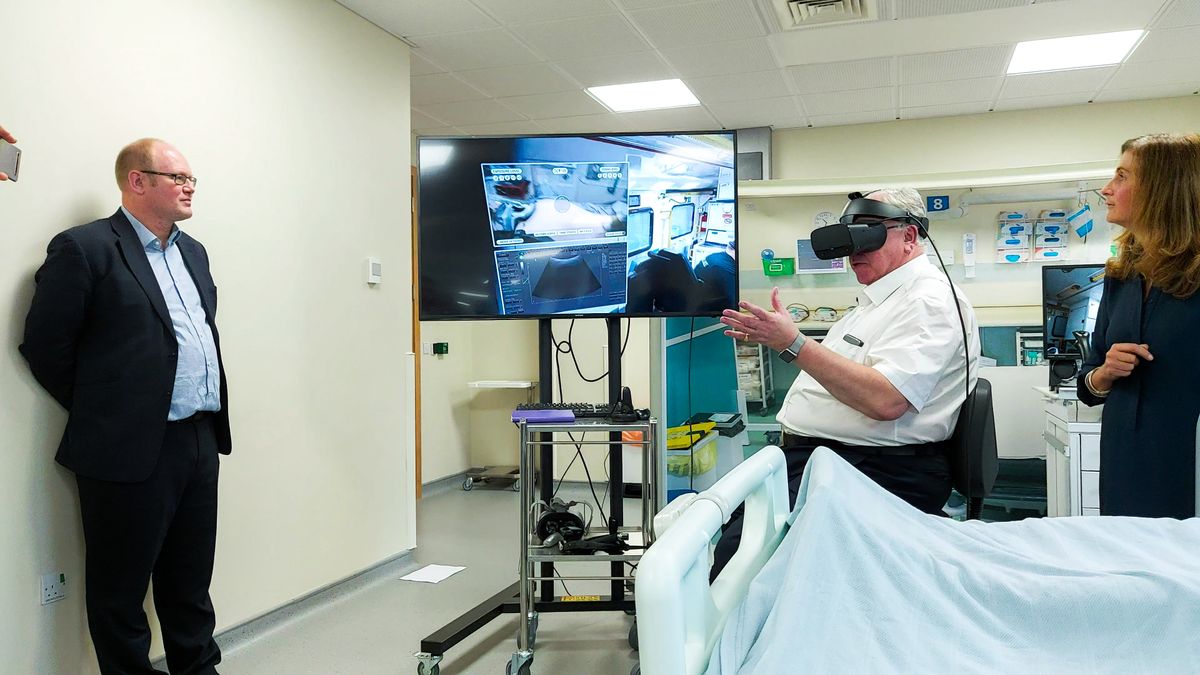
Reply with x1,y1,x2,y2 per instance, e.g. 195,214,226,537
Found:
714,187,980,578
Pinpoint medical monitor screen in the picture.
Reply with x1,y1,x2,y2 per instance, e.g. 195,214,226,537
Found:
1041,264,1106,381
670,203,696,240
418,132,738,319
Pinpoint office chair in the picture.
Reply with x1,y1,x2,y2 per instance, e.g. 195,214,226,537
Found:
946,378,999,520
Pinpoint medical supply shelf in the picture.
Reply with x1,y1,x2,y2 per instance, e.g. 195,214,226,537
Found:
735,342,773,410
511,418,661,675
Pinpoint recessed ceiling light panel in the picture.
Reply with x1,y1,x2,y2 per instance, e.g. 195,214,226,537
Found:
1007,30,1144,75
586,79,700,112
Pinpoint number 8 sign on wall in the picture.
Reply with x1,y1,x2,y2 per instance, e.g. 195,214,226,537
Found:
926,195,950,212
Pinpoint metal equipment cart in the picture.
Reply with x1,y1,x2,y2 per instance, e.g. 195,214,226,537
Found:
414,416,660,675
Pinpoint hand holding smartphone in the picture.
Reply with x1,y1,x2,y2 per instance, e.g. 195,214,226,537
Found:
1,124,19,181
0,139,21,182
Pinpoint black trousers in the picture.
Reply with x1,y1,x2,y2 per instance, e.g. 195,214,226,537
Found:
76,414,222,675
710,437,952,581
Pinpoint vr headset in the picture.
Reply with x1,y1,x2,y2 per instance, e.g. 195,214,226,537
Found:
811,191,930,260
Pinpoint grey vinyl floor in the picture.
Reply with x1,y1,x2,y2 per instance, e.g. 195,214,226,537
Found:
217,477,645,675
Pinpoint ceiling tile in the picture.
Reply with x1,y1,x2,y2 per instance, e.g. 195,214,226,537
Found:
1094,85,1199,104
1126,26,1200,63
456,63,578,98
471,0,618,25
660,39,779,78
335,0,497,38
418,99,525,126
411,73,489,106
616,106,721,131
894,0,1028,19
456,120,549,136
800,87,894,116
807,110,897,128
999,66,1117,98
411,109,451,131
413,29,543,71
899,101,992,120
410,52,445,76
788,57,893,95
1154,0,1200,29
899,45,1012,84
536,113,628,134
900,77,999,107
555,51,676,87
616,0,712,8
686,70,789,103
1105,59,1200,90
511,15,650,60
628,0,766,50
498,91,609,119
705,96,805,130
992,92,1094,111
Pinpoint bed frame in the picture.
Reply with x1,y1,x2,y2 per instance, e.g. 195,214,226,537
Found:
634,446,790,675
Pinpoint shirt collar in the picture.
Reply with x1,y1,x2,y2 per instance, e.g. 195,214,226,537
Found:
121,206,180,251
858,255,933,307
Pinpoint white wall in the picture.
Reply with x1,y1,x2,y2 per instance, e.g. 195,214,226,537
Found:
741,96,1200,313
0,2,414,672
772,96,1200,180
419,321,477,481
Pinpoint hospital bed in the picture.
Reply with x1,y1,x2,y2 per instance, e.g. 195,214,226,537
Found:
634,427,1200,675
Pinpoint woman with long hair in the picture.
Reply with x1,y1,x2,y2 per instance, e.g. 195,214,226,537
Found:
1078,132,1200,517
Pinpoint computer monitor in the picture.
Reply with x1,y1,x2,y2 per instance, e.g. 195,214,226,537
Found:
795,238,846,274
627,207,653,257
418,132,738,319
670,203,696,241
1041,263,1106,386
1049,314,1068,339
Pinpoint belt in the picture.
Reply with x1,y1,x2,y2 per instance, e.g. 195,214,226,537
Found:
781,432,945,457
169,410,217,425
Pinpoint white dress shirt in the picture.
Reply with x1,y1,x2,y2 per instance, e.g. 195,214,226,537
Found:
777,255,980,446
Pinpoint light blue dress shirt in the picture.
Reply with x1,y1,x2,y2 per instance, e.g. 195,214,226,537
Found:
123,207,222,420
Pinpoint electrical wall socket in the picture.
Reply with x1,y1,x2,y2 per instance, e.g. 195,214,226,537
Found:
41,572,66,605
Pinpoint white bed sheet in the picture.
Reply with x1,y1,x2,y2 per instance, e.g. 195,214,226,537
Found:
706,447,1200,674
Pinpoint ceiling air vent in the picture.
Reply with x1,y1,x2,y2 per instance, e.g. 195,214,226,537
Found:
770,0,876,30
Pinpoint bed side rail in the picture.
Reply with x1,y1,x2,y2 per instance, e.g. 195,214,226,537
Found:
635,446,790,675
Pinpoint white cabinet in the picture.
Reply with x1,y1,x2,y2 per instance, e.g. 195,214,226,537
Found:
1044,399,1103,517
735,343,773,409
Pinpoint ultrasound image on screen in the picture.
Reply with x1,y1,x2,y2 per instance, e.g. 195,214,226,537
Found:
418,133,738,319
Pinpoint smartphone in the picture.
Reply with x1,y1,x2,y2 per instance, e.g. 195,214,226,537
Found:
0,140,21,181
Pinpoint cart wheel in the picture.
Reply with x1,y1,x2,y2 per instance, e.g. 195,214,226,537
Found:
628,620,638,651
462,477,474,491
630,664,641,675
511,479,521,492
417,664,440,675
529,613,539,648
505,660,532,675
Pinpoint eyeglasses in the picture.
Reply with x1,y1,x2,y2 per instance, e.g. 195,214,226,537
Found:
140,170,198,187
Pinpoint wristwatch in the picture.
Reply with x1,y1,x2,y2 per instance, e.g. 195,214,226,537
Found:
778,331,807,362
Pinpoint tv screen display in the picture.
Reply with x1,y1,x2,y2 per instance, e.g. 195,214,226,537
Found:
1041,263,1106,383
418,132,738,319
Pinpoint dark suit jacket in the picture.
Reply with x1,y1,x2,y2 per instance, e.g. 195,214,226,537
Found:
21,209,232,482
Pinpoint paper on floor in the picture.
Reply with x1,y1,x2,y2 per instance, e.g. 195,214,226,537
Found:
400,564,466,584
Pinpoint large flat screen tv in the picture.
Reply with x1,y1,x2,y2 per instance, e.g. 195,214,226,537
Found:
1042,263,1106,385
417,132,738,320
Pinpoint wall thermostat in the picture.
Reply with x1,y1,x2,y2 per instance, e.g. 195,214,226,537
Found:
365,257,382,285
